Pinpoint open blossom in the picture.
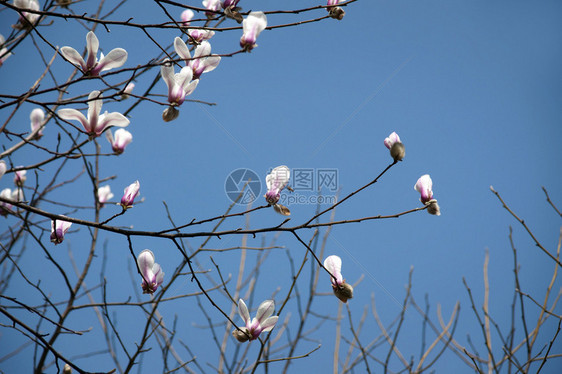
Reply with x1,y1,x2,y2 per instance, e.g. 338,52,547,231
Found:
50,219,72,245
265,165,291,216
240,11,267,51
414,174,441,216
188,29,215,43
60,31,127,76
13,0,40,29
324,255,354,303
384,131,405,161
174,38,221,80
14,169,26,187
232,299,278,342
57,90,129,137
160,59,199,121
97,185,114,206
120,180,140,209
106,128,132,154
202,0,221,18
181,9,194,26
30,108,45,140
327,0,345,20
0,34,12,66
137,249,164,294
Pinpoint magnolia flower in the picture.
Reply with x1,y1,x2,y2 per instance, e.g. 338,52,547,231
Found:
0,188,13,215
120,180,140,209
0,34,12,66
174,38,221,80
11,188,24,202
30,108,45,140
324,255,353,303
240,11,267,51
0,161,6,181
60,31,127,76
14,169,26,187
414,174,441,216
327,0,345,20
50,219,72,244
264,165,291,215
13,0,40,29
232,299,278,342
384,131,405,161
97,185,114,206
57,90,129,137
188,29,215,43
161,59,199,106
121,82,134,99
137,249,164,294
106,128,132,154
181,9,194,26
202,0,221,18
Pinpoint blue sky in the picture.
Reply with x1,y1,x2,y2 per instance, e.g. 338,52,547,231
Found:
1,0,561,372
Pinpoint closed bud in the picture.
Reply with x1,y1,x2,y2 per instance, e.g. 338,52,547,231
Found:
426,199,441,216
390,142,405,161
329,7,345,20
273,203,291,216
63,364,72,374
232,328,250,342
333,282,354,303
162,106,180,122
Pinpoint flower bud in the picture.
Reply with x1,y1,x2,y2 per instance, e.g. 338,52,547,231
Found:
333,282,354,303
232,328,250,342
328,7,345,20
390,142,405,161
273,203,291,216
426,199,441,216
162,106,180,122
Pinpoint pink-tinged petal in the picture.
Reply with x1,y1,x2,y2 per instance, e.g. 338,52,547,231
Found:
241,12,267,50
154,264,164,287
194,41,212,59
57,108,90,132
384,131,400,150
324,255,343,286
266,165,290,192
60,46,87,71
93,48,127,75
137,249,155,280
174,37,192,61
238,299,250,324
181,9,194,26
30,108,45,137
255,299,275,323
50,219,72,244
259,316,278,332
202,56,221,73
414,174,433,203
95,111,129,135
112,128,133,152
87,90,103,132
85,31,99,69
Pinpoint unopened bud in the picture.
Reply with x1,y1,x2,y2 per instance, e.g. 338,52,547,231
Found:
224,6,243,23
426,199,441,216
273,203,291,216
390,142,405,161
63,364,72,374
329,7,345,20
333,282,353,303
232,328,250,342
162,106,179,122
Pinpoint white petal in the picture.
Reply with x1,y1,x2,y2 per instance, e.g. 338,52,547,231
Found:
255,300,275,323
183,79,199,96
160,60,175,90
202,56,221,73
194,41,212,58
60,47,87,71
96,48,128,73
87,90,103,127
137,249,155,279
238,299,250,324
266,165,290,191
96,112,129,135
323,255,343,284
260,316,278,332
57,108,90,132
174,37,192,61
175,66,194,89
85,31,99,68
